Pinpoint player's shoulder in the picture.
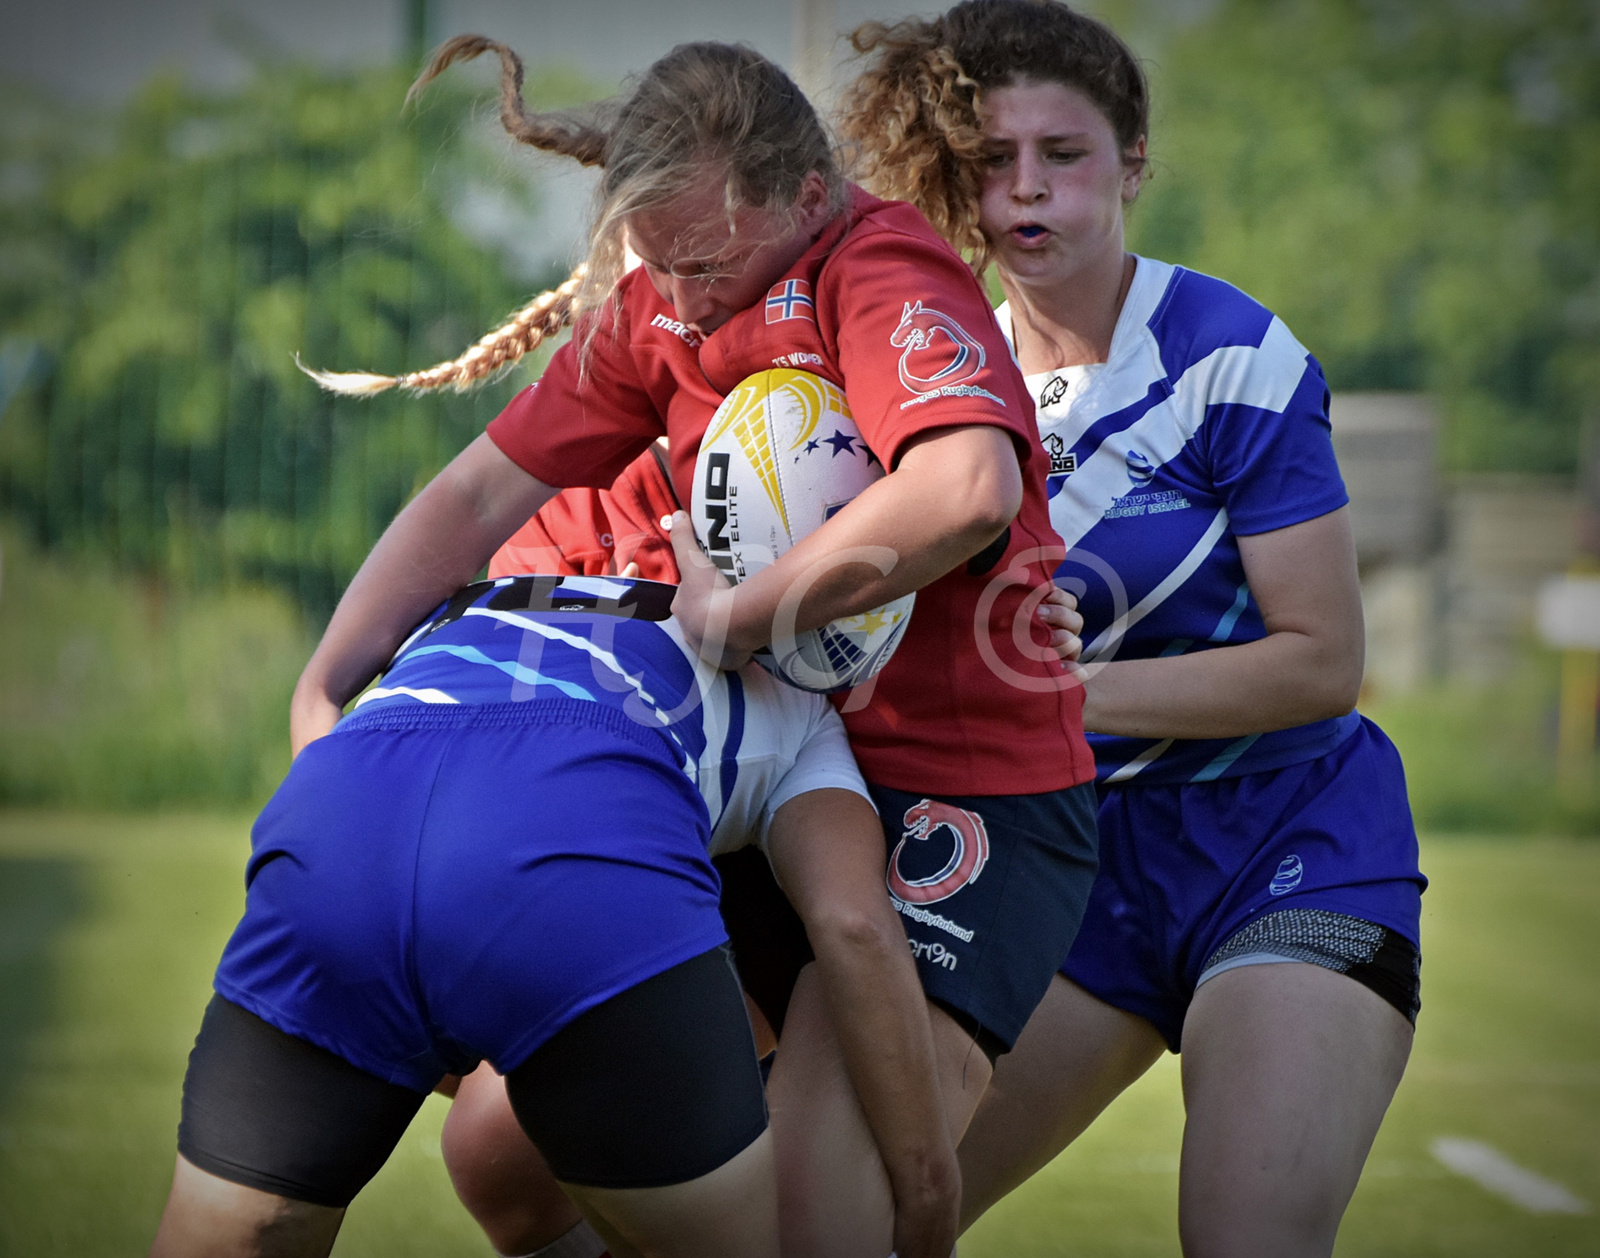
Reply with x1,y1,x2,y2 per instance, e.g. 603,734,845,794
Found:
736,662,832,723
1138,259,1306,382
823,187,972,277
729,663,831,753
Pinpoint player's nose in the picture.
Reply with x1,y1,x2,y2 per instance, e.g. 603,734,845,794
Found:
668,280,721,334
1012,150,1049,203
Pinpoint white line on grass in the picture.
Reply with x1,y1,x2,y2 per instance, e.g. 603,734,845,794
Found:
1430,1138,1590,1215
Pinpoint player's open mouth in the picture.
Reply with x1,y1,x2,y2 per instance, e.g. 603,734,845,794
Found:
1012,224,1050,244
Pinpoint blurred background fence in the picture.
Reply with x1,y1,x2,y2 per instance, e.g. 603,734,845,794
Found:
0,60,581,614
0,0,1597,821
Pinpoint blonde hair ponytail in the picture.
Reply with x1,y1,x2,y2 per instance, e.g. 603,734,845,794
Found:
408,35,608,166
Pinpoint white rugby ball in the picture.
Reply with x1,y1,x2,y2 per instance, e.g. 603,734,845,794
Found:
692,369,914,694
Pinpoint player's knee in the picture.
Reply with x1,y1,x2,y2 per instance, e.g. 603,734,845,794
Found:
1182,1212,1339,1258
1179,1166,1344,1258
151,1155,343,1258
440,1068,579,1251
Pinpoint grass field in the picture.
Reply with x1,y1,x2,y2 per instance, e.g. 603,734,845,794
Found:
0,813,1595,1256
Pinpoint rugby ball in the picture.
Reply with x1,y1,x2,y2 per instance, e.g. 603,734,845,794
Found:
691,369,914,693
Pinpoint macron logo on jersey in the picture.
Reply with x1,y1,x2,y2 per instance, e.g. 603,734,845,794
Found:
650,313,703,347
765,279,815,325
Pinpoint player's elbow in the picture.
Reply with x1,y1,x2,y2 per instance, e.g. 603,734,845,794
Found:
899,425,1024,541
965,468,1024,539
941,442,1024,549
1304,635,1365,720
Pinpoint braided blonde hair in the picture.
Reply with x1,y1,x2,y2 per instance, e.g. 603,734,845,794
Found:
304,34,842,396
298,267,584,397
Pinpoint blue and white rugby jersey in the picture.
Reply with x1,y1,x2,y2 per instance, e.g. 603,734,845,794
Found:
998,258,1360,785
349,575,867,855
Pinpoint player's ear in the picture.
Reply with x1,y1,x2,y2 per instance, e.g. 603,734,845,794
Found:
793,170,833,230
1122,137,1147,203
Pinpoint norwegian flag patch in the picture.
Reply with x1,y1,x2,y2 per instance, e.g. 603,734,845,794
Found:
765,279,816,325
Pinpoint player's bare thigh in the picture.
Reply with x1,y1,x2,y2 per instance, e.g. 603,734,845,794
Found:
956,974,1164,1231
1178,960,1412,1258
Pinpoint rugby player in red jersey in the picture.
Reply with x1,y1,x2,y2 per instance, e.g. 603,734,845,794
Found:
271,34,1097,1258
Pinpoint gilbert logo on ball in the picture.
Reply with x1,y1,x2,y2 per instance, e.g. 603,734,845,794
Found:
692,369,914,693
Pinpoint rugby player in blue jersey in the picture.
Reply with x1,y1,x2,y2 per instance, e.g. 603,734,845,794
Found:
841,4,1426,1253
147,574,953,1258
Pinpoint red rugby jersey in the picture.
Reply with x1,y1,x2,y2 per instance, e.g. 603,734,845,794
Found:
488,187,1092,794
490,447,681,583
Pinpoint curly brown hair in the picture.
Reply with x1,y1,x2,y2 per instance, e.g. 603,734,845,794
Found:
839,0,1148,272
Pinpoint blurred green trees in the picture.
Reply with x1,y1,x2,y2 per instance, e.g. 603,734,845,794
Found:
1125,0,1599,473
2,0,1598,599
0,58,588,614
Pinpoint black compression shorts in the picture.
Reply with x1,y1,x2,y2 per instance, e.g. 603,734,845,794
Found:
177,946,766,1205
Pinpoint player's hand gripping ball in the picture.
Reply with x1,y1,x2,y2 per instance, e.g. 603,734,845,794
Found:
691,370,914,693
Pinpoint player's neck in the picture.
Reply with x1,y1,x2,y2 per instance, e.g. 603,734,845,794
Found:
1000,249,1135,375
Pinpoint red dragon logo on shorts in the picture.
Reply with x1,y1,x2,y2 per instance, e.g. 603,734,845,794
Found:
890,301,987,396
886,799,991,905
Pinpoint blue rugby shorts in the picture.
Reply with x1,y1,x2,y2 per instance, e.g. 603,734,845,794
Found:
1063,716,1426,1050
213,698,728,1092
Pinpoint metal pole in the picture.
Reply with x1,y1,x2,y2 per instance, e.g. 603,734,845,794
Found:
405,0,429,69
1557,646,1599,790
791,0,837,102
1561,415,1600,794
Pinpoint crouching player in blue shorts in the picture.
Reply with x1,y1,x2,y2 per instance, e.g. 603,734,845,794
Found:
147,574,953,1258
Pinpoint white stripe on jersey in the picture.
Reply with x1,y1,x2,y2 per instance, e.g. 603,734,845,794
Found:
376,578,871,857
1103,737,1175,784
353,685,459,708
456,601,798,839
462,605,705,761
693,650,736,836
462,604,750,832
1082,507,1230,662
1046,318,1309,550
1000,260,1313,552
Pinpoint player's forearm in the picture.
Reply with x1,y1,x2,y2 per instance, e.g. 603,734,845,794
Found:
721,424,1022,653
290,435,557,752
805,905,960,1243
767,790,960,1252
1082,628,1363,740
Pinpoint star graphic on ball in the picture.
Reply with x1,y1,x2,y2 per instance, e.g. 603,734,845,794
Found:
856,607,890,634
804,438,821,453
823,429,858,457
